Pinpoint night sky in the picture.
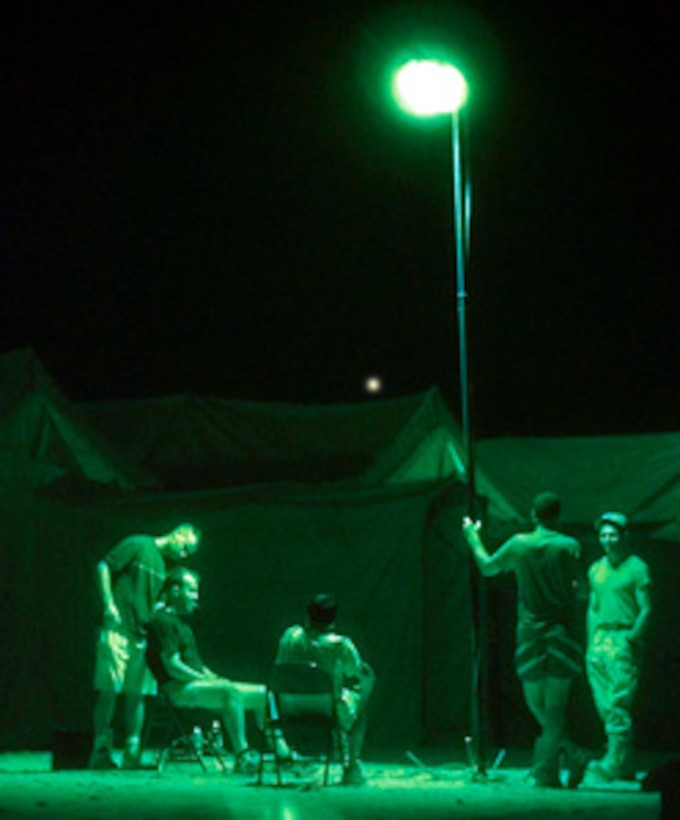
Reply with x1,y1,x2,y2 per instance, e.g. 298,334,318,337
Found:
2,2,677,437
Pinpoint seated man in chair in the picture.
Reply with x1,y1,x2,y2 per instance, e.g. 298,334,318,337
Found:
147,567,287,774
275,593,375,785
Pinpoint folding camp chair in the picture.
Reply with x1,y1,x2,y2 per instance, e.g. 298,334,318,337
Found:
142,691,228,773
257,662,344,786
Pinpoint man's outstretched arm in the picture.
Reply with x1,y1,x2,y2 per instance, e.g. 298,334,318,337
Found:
461,517,504,577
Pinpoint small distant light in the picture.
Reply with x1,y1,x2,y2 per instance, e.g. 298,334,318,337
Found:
364,375,383,394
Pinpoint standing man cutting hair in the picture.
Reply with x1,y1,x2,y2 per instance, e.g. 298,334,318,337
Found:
89,523,201,769
462,491,586,787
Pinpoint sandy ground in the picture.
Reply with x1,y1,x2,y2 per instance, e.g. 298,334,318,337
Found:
0,751,664,819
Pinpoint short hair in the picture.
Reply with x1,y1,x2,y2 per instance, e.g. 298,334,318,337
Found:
532,491,561,524
307,593,337,628
163,566,200,595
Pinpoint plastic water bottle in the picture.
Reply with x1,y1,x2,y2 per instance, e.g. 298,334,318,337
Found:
211,719,224,752
192,725,204,755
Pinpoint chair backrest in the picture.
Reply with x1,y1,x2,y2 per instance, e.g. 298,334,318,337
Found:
269,662,336,721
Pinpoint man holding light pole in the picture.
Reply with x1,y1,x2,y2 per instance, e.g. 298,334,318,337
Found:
462,492,588,787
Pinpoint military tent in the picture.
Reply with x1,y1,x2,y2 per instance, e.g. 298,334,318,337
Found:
81,389,520,523
1,348,519,753
476,434,680,539
0,348,150,490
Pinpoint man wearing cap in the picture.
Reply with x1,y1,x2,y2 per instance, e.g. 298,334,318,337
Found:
585,512,652,782
462,491,585,787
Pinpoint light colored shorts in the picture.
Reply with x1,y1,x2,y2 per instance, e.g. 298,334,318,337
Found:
93,629,157,696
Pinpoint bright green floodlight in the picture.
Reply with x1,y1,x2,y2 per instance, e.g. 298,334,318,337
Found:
393,59,468,117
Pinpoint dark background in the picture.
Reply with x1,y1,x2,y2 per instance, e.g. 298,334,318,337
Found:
2,1,677,436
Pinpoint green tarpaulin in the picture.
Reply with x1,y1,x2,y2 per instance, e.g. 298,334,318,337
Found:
1,349,501,751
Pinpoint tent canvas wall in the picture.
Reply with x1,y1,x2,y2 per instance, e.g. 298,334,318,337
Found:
3,347,677,757
475,434,680,539
2,349,510,752
81,388,521,525
1,476,469,751
0,348,152,489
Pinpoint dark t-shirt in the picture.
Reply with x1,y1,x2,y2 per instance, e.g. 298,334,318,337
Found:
493,527,582,625
146,607,205,686
105,535,166,638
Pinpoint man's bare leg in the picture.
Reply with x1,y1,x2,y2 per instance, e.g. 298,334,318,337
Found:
527,676,571,785
90,691,118,767
122,694,146,767
169,679,249,755
522,679,547,729
232,681,293,758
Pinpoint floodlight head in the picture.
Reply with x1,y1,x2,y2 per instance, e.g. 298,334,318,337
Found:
393,59,468,117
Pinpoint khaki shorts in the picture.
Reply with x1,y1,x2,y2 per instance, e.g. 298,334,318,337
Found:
93,629,157,696
515,619,582,682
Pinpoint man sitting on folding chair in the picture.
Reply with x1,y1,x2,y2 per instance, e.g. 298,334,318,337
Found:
275,593,375,786
147,567,287,774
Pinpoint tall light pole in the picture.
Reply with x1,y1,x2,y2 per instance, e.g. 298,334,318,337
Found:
393,59,487,777
392,60,475,514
